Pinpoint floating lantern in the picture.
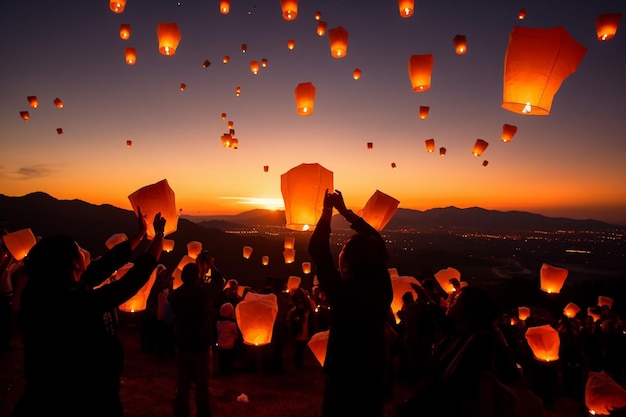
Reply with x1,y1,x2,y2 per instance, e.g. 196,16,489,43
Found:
302,262,311,274
307,330,329,366
518,306,531,321
27,96,38,108
235,86,241,96
287,276,301,292
56,128,63,135
502,26,587,115
439,147,446,156
525,324,560,362
221,113,226,120
119,265,159,312
250,60,259,74
472,139,488,156
482,160,489,167
518,9,526,20
598,296,613,308
262,256,269,266
585,371,626,416
179,83,186,91
241,43,247,53
408,54,434,92
219,0,230,14
120,24,131,40
452,34,467,54
283,249,295,263
563,302,581,318
281,163,333,231
284,236,295,249
223,56,230,64
20,111,29,121
202,60,211,68
125,47,136,65
398,0,414,17
501,123,518,142
434,267,460,294
287,39,295,50
353,68,362,80
540,262,568,294
328,26,348,58
227,121,234,129
367,142,373,150
314,11,321,20
419,106,430,119
53,98,64,108
425,138,435,153
596,13,622,41
358,189,400,232
187,241,202,259
163,239,175,252
243,245,253,259
317,21,327,36
230,138,239,149
261,165,268,173
2,228,36,261
176,255,195,272
391,162,397,169
221,133,233,148
128,178,178,239
110,0,126,13
294,82,316,116
261,58,268,67
236,292,278,345
157,22,181,56
390,275,421,323
126,140,132,147
280,0,297,20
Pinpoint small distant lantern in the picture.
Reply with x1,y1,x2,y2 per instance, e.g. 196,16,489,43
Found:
391,162,397,169
598,296,614,309
157,22,181,56
352,68,362,80
2,228,37,261
358,189,400,232
261,58,268,67
314,11,321,21
287,39,295,50
128,178,178,239
408,54,434,92
223,56,230,64
202,60,211,68
518,306,531,321
163,239,175,252
126,140,132,147
56,128,63,135
221,113,226,120
187,241,202,259
367,142,373,150
227,121,234,129
563,302,581,318
540,263,568,294
452,34,467,54
280,0,298,21
294,82,316,116
241,43,247,53
281,163,333,231
235,86,241,96
328,26,349,58
120,24,131,40
317,21,327,36
585,371,626,416
425,138,435,152
263,165,269,172
110,0,126,13
525,324,560,362
219,0,230,14
435,267,461,294
502,26,587,115
53,98,64,108
482,160,489,167
439,147,446,156
262,256,269,266
518,9,526,20
242,245,253,259
20,111,29,121
236,292,279,346
179,83,186,91
250,61,259,74
283,249,296,263
230,138,239,149
595,13,622,41
307,330,329,366
284,236,295,249
501,123,518,142
27,96,39,109
302,262,311,274
398,0,414,18
391,275,421,323
419,106,430,119
125,47,137,65
287,276,301,292
472,139,488,156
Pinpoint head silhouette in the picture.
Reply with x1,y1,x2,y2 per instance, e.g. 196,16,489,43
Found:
338,233,388,279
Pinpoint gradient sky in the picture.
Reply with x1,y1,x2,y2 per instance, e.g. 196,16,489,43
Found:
1,0,625,225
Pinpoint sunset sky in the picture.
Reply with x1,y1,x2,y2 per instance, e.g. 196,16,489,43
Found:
1,0,625,225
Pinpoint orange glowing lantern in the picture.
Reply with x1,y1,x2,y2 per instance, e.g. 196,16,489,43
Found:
358,189,400,232
250,60,260,74
518,306,531,321
125,47,136,65
243,245,253,259
540,263,568,294
241,43,247,53
353,68,362,80
502,26,587,116
221,113,227,120
419,106,430,119
128,178,178,239
187,241,202,259
598,296,613,309
482,160,489,167
308,330,329,366
280,0,298,20
287,276,301,292
236,292,279,345
221,133,233,148
235,86,241,96
367,142,373,150
230,138,239,149
596,13,622,41
284,236,295,249
126,140,132,147
452,34,467,54
179,83,186,91
518,9,526,20
163,239,175,252
56,128,63,135
390,275,421,323
302,262,311,274
53,98,64,108
262,165,269,173
283,249,296,264
110,0,126,13
2,228,36,261
388,268,399,278
391,162,397,169
119,265,160,312
202,60,211,68
105,233,128,249
434,267,461,294
281,163,333,231
223,56,230,64
20,111,29,121
314,11,321,20
328,26,349,58
227,121,234,129
408,54,434,92
261,58,268,67
563,302,581,318
176,255,195,272
317,21,327,36
425,138,435,153
585,371,626,416
472,139,488,156
294,82,316,116
398,0,414,17
501,123,518,142
157,23,181,56
287,39,295,50
120,24,131,40
262,256,269,266
219,0,230,14
525,324,560,362
588,307,602,322
27,96,39,108
439,147,446,156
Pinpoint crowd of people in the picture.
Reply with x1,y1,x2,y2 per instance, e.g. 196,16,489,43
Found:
1,192,625,417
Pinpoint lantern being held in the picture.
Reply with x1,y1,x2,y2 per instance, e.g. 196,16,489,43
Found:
502,26,587,116
157,22,181,56
287,276,301,292
119,265,160,313
598,296,613,309
585,371,626,416
408,54,434,92
390,275,421,323
163,239,175,252
328,26,349,58
105,233,128,250
236,292,278,346
434,267,461,294
358,189,400,232
187,241,202,259
525,324,560,362
307,330,329,366
128,178,178,239
294,82,316,116
540,263,568,294
283,249,295,264
280,163,333,231
595,13,621,41
398,0,414,18
280,0,298,21
518,306,531,321
2,228,37,261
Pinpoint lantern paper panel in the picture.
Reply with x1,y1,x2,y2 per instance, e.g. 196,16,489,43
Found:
243,245,253,259
598,296,613,308
236,292,278,346
518,306,531,321
434,267,461,294
27,96,39,108
128,178,178,239
328,26,349,58
105,233,128,250
472,139,488,156
187,241,202,259
595,13,621,41
280,0,298,21
398,0,414,18
390,275,421,323
563,302,581,318
452,34,467,54
2,228,37,261
302,262,311,274
120,24,131,40
358,189,400,232
307,330,329,366
425,138,435,152
540,262,568,294
287,276,301,292
585,371,626,416
283,249,296,264
280,163,333,231
119,265,159,312
501,123,518,142
294,82,316,116
502,26,587,116
408,54,434,92
110,0,126,13
157,22,182,56
525,324,560,362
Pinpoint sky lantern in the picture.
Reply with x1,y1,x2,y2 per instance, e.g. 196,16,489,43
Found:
27,96,38,108
235,86,241,96
126,140,132,147
230,138,239,149
241,43,247,53
157,23,181,56
53,98,64,108
202,60,211,68
314,11,321,20
294,82,316,116
221,133,233,148
525,324,560,362
281,163,333,231
119,24,131,40
452,34,467,54
307,330,329,366
280,0,297,20
419,106,429,119
262,256,269,266
408,54,434,92
284,236,295,249
110,0,126,13
398,0,414,17
390,275,421,323
243,245,253,259
223,56,230,64
2,228,36,261
179,83,186,91
163,239,175,252
359,189,400,232
502,26,587,116
353,68,362,80
263,165,269,172
221,113,226,120
585,371,626,416
119,265,159,313
287,275,301,292
540,262,568,294
302,262,311,274
219,0,230,14
388,268,399,278
187,241,202,259
106,233,128,250
56,128,63,135
482,160,489,167
176,255,195,272
125,47,136,65
20,111,29,121
595,13,622,41
250,60,260,74
588,307,602,322
317,21,327,36
501,123,518,142
128,178,178,239
439,147,446,156
227,121,234,129
236,292,278,346
472,139,488,156
435,267,460,294
518,9,526,20
367,142,373,150
391,162,397,169
328,26,349,58
261,58,268,67
283,248,296,263
425,138,435,152
518,306,531,321
563,302,581,318
287,39,295,49
598,296,613,308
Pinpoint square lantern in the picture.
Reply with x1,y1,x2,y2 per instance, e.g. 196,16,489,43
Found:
287,276,301,293
390,275,421,323
358,189,400,232
307,330,329,366
563,302,581,318
280,163,333,231
302,262,311,274
525,324,560,362
243,245,253,259
518,306,531,321
236,292,279,346
328,26,349,58
540,263,568,294
128,178,178,239
105,233,128,250
283,249,296,264
187,241,202,259
501,123,518,142
425,138,435,152
585,371,626,416
2,228,37,261
434,267,461,294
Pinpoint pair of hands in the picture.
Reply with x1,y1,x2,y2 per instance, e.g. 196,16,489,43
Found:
136,206,166,236
323,189,348,215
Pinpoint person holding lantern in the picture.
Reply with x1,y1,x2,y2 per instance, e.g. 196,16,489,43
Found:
12,208,166,417
308,189,393,417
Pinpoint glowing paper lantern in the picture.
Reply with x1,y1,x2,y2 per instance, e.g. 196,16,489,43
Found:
439,147,446,156
2,228,36,261
110,0,126,13
219,0,230,14
398,0,414,18
317,21,327,36
128,178,178,239
126,140,132,147
280,163,333,231
502,26,587,116
221,113,227,120
280,0,298,21
187,241,202,259
120,24,131,40
314,11,321,20
472,139,488,156
250,60,259,74
56,128,63,135
540,263,568,294
585,371,626,416
119,265,159,312
563,302,581,318
227,121,234,129
287,276,301,292
243,245,253,259
425,138,435,152
287,39,295,50
367,142,373,150
284,236,295,249
302,262,311,274
283,249,295,264
419,106,430,119
294,82,316,116
157,23,181,56
408,54,434,92
235,86,241,96
235,292,278,346
262,256,269,266
596,13,622,41
176,255,195,272
20,111,29,121
241,43,247,53
482,160,489,167
125,47,136,65
352,68,362,80
501,123,518,142
518,306,531,321
328,26,349,58
598,296,613,308
163,239,175,252
179,83,186,91
518,9,526,20
202,60,211,68
434,267,460,294
223,56,230,64
588,307,602,322
308,330,329,366
358,189,400,232
391,162,397,169
390,275,421,323
388,268,399,278
452,34,467,54
53,98,64,108
525,324,560,362
261,58,268,67
105,233,128,250
27,96,39,108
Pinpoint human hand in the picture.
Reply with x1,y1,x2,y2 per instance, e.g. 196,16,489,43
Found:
136,206,148,236
323,189,334,211
153,212,166,236
333,190,348,215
